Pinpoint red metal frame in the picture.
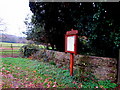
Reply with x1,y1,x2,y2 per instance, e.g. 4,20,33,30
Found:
65,34,78,55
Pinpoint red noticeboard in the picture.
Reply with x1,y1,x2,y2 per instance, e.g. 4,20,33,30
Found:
65,29,78,55
65,29,78,76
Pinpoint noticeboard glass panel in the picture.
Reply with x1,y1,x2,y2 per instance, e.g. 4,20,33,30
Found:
67,36,75,52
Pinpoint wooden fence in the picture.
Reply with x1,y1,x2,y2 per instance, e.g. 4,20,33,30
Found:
0,44,21,57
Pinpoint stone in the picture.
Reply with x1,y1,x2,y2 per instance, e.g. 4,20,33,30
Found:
32,49,117,81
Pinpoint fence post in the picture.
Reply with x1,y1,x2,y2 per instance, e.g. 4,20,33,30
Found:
0,44,2,47
11,44,13,57
117,49,120,84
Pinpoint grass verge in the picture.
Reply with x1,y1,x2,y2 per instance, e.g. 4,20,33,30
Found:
1,57,76,88
1,57,118,88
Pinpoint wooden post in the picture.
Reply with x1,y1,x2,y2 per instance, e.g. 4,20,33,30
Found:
117,49,120,84
70,53,74,76
11,44,13,57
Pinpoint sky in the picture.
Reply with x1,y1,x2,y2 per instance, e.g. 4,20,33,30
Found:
0,0,32,37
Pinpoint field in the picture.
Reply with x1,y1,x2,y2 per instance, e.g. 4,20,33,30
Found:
0,42,53,58
0,42,26,58
0,42,26,47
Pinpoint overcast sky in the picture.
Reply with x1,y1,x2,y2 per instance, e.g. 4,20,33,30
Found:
0,0,32,37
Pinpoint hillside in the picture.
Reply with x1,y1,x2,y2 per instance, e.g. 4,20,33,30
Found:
0,33,27,43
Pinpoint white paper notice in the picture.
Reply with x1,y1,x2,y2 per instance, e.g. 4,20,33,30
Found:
67,36,75,51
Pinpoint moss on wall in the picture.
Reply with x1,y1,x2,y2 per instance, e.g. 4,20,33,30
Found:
33,49,117,81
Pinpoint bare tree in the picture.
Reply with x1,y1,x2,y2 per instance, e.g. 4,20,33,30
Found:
0,18,7,42
0,18,7,33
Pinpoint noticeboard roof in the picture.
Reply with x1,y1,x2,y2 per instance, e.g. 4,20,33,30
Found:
66,29,78,35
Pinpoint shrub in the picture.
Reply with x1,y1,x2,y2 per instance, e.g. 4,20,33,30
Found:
49,61,56,65
19,43,39,58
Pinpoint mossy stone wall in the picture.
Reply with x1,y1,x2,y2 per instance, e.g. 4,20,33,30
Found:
33,49,117,81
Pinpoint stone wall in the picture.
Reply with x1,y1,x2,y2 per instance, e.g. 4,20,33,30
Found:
32,49,117,81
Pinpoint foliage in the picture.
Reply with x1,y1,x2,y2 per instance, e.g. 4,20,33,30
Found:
74,69,117,88
49,61,56,65
76,3,120,58
19,43,39,58
82,80,117,88
33,62,75,88
25,2,120,58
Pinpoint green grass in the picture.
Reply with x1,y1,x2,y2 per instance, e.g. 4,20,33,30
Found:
0,51,19,54
1,57,77,88
0,50,20,55
0,42,52,50
1,49,19,52
0,42,26,47
1,57,118,88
